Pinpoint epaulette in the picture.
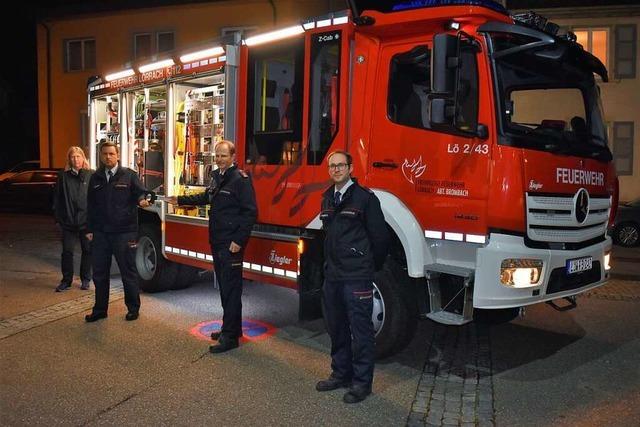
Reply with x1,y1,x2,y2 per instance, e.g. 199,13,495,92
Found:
238,169,249,178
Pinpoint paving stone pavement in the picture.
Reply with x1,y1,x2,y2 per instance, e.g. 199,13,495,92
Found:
581,279,640,301
407,323,494,427
0,283,123,340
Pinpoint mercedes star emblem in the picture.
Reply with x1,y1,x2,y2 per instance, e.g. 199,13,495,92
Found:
574,189,589,224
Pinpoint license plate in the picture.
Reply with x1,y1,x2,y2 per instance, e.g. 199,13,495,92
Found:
566,256,593,274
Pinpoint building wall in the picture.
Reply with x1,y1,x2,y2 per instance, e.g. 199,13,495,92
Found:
36,0,336,169
522,6,640,202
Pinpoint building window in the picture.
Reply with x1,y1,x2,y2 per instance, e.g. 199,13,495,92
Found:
613,122,634,176
134,31,174,60
614,25,637,79
134,33,152,60
65,38,95,72
574,28,609,70
157,32,175,54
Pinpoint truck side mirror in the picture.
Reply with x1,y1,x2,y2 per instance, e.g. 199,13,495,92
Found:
431,33,459,95
476,123,488,139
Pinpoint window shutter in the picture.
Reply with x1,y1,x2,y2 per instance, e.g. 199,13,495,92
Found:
157,32,175,53
613,122,634,176
135,34,152,60
84,39,96,69
614,25,636,79
67,40,82,72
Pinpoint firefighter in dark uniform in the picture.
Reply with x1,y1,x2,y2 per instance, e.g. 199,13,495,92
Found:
316,150,389,404
169,140,257,354
84,142,151,322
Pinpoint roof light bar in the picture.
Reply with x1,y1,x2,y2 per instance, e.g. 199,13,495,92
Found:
138,59,175,73
180,46,225,63
244,25,304,46
104,69,135,82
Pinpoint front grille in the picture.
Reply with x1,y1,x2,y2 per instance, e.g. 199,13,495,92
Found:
526,192,610,244
547,261,602,294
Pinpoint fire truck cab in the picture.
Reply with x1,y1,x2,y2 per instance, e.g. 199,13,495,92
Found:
88,0,617,357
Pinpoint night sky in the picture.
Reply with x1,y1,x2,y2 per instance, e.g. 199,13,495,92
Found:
0,0,636,171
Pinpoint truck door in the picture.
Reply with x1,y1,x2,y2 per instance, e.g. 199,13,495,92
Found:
366,38,492,239
241,35,306,227
299,27,351,225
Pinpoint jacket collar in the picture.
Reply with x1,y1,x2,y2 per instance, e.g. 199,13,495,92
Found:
215,164,237,181
323,177,359,200
98,165,123,181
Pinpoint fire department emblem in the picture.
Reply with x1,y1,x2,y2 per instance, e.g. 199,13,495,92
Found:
574,188,589,224
402,157,426,184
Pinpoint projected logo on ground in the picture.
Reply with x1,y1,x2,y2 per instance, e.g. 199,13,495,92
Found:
189,319,276,342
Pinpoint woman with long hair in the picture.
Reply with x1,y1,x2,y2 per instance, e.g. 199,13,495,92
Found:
53,146,94,291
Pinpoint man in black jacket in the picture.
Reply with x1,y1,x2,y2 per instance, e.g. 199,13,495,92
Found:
53,146,93,292
84,142,150,322
169,140,257,353
316,150,389,404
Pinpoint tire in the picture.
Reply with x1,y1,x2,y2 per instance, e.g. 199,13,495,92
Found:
136,224,178,293
372,259,417,359
170,264,200,290
613,222,640,247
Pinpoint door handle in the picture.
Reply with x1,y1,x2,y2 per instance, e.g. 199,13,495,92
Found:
372,161,398,169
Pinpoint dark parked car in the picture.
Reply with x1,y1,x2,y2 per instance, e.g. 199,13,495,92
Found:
0,160,41,181
611,198,640,247
0,169,60,213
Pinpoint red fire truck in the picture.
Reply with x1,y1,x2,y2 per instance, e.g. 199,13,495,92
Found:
87,0,617,357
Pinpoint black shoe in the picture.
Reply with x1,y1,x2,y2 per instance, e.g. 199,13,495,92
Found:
210,331,243,341
316,376,352,392
55,283,71,292
125,312,139,321
343,385,371,404
85,312,107,322
209,339,239,354
80,281,90,290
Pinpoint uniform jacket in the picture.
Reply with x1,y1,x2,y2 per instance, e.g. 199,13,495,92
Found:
320,179,390,281
53,168,93,230
87,166,148,233
178,164,257,247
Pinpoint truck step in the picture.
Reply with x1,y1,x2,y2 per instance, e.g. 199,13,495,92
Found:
425,263,474,278
426,310,472,326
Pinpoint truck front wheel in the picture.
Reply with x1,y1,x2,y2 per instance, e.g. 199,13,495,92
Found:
136,224,177,293
372,259,417,359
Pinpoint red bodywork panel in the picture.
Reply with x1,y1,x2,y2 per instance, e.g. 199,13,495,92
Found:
165,218,299,289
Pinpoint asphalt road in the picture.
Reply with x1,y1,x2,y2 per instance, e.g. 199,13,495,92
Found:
1,213,639,426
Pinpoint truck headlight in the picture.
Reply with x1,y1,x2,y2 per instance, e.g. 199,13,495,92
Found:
604,251,611,271
500,259,543,288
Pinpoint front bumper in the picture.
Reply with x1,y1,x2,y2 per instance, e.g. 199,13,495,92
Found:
474,233,611,309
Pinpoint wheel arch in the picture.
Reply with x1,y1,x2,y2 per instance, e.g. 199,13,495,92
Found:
372,189,431,278
303,189,431,277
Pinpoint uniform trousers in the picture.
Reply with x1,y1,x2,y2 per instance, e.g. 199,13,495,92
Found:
212,242,244,341
322,279,375,388
91,231,140,314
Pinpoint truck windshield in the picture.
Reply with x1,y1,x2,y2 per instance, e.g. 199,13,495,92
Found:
489,32,612,161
